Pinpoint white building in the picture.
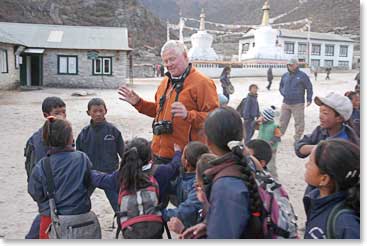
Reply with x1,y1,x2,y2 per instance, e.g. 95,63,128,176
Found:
239,28,354,70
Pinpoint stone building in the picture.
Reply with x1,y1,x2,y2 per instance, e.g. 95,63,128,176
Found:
0,22,131,89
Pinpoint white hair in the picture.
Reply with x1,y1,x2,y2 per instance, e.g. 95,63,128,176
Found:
160,40,188,57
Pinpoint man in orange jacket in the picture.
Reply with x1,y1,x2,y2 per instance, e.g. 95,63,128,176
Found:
118,40,219,163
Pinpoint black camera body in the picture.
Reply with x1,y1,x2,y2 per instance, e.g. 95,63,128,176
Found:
152,120,173,135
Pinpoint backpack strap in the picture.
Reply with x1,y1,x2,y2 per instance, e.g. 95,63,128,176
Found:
326,201,355,239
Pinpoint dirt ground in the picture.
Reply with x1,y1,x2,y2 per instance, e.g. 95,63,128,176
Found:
0,71,358,239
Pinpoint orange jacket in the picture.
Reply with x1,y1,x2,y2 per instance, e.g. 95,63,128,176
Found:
134,66,219,159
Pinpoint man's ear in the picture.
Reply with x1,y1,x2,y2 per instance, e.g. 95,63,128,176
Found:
336,116,344,124
43,113,49,118
86,110,90,116
260,160,267,169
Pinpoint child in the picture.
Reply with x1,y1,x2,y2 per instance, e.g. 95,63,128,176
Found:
255,106,282,178
181,106,263,239
345,91,360,137
245,139,273,176
28,117,100,239
303,139,359,239
295,92,359,159
76,98,124,212
242,84,260,143
24,96,66,239
164,141,209,234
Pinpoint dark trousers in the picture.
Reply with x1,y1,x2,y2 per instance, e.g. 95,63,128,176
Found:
244,119,256,144
266,79,273,90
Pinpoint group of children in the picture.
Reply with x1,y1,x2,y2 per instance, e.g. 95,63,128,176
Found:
24,81,360,239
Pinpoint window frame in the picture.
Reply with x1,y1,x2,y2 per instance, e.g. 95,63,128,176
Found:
298,43,307,55
0,49,9,73
57,55,78,75
92,56,113,76
311,44,321,56
324,59,334,67
284,42,295,54
325,44,335,56
339,45,348,57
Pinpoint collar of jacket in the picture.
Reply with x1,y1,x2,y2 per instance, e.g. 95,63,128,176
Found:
304,189,347,214
248,92,258,97
90,119,107,128
47,145,75,156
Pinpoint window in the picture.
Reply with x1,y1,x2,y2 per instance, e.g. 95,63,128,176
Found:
58,55,78,75
242,43,250,54
312,44,321,56
339,45,348,57
93,57,112,75
325,44,334,56
311,59,320,68
284,42,295,54
324,60,333,67
338,61,349,68
298,43,307,55
0,49,8,73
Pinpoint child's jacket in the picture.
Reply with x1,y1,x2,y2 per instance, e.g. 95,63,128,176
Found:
76,120,124,173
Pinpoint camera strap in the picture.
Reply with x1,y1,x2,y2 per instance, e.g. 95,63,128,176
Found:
154,63,192,123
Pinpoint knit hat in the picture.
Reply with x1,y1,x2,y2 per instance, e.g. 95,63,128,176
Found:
314,92,353,121
262,106,276,122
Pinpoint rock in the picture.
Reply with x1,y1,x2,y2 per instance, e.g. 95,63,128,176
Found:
71,91,96,97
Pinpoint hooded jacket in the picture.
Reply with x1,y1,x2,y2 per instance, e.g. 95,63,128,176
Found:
303,189,359,239
134,66,219,159
242,93,260,121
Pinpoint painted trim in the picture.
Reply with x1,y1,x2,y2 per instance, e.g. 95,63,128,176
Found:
92,56,113,76
57,55,78,75
1,49,9,73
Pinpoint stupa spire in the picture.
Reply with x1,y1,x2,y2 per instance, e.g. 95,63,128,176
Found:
199,8,206,31
261,0,270,26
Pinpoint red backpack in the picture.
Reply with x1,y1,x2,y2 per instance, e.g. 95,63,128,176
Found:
115,175,164,239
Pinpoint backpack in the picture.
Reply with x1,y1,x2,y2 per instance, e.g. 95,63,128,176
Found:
236,97,247,118
115,175,164,239
326,201,358,239
212,163,298,239
24,138,37,181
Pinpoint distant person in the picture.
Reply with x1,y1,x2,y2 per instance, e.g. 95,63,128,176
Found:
312,66,318,81
354,72,360,85
76,98,124,212
325,67,331,80
279,58,313,143
156,64,161,77
152,64,156,77
303,139,360,239
24,96,66,239
242,84,260,144
266,67,273,90
220,66,234,100
118,40,219,164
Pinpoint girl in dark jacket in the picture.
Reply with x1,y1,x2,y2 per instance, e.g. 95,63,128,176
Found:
28,117,97,239
180,106,263,239
220,66,232,101
303,139,360,239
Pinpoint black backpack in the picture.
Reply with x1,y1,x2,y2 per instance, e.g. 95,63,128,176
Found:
24,139,37,181
236,97,247,118
326,201,358,239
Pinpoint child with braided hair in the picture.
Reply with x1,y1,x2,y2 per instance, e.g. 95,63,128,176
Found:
180,106,264,239
303,139,360,239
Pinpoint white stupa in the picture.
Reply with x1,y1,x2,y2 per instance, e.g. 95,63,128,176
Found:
241,0,290,60
188,9,219,61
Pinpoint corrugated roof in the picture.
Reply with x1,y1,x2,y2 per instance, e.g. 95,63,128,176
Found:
0,22,131,50
0,28,25,45
242,28,353,42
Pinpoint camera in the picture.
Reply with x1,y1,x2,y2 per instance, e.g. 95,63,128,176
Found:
152,120,173,135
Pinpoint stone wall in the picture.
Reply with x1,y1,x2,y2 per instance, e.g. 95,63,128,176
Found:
0,43,19,90
43,49,129,88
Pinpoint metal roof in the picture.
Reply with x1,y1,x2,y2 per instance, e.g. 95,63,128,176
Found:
242,28,354,42
0,22,131,50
